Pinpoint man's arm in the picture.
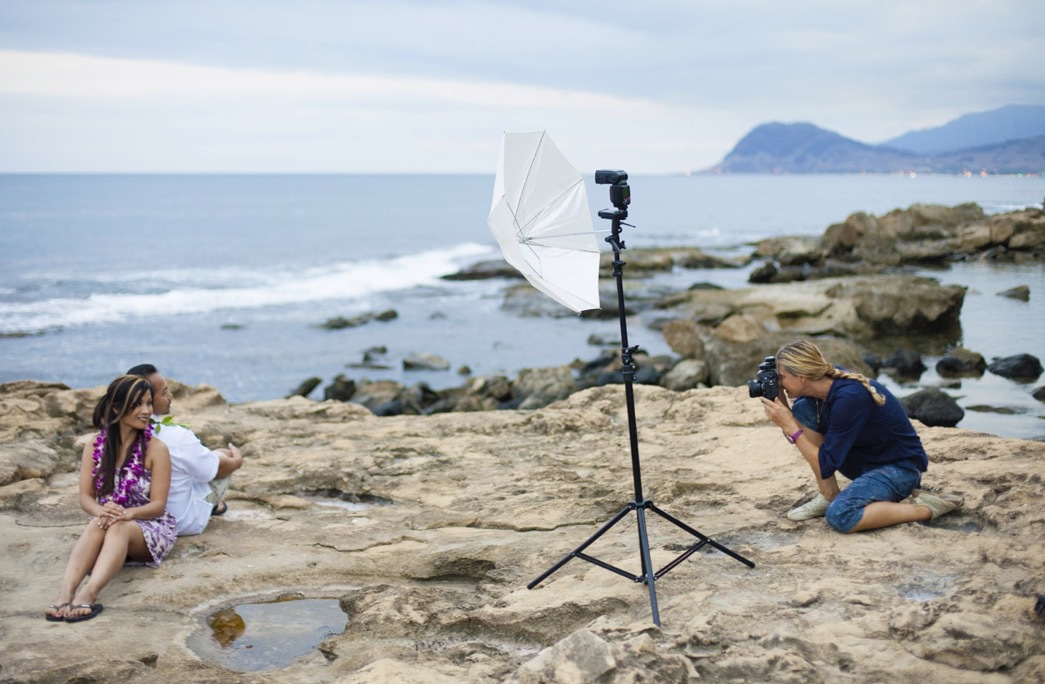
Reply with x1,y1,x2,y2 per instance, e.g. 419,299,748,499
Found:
214,443,244,478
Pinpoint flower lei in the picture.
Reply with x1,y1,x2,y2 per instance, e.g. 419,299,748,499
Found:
92,423,152,506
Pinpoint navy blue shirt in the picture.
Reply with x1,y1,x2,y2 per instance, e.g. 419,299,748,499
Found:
798,376,928,481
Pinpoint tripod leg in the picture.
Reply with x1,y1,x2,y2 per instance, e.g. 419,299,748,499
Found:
634,506,661,626
527,502,636,589
649,503,755,568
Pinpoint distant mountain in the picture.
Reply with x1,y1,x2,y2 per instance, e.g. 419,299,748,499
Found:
882,104,1045,154
707,122,919,174
707,114,1045,174
931,134,1045,174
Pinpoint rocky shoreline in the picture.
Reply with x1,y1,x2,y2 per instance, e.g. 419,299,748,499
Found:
297,203,1044,436
2,202,1042,682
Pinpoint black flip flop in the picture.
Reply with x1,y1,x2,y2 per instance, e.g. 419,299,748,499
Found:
65,603,103,623
211,501,228,516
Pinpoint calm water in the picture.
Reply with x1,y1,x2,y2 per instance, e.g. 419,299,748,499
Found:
189,597,346,672
1,173,1042,438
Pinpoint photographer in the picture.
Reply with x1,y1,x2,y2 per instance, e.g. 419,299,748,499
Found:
759,339,962,533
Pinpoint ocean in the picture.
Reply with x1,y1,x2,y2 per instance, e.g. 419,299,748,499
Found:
1,173,1043,440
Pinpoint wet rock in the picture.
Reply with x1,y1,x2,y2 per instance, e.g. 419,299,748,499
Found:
1034,386,1045,402
748,261,780,284
352,379,412,414
936,347,987,378
441,259,522,281
323,374,357,402
287,376,322,399
318,309,398,329
348,346,393,370
364,345,388,360
881,349,927,380
467,374,514,403
900,388,965,427
997,285,1030,301
987,353,1043,381
403,353,451,371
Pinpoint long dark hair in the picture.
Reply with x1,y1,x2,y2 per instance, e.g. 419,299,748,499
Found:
90,375,152,496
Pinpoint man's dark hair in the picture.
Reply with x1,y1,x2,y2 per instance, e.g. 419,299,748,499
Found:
126,363,159,377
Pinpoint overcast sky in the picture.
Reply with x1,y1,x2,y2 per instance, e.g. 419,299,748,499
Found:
1,0,1042,174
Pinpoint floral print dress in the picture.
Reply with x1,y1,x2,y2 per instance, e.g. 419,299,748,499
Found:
93,428,177,567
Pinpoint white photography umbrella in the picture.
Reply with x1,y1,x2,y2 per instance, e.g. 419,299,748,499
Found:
487,131,601,313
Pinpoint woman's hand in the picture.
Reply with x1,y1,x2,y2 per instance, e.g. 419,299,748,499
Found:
761,397,799,433
96,502,132,529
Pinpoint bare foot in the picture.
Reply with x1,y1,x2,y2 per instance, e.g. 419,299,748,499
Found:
44,602,69,621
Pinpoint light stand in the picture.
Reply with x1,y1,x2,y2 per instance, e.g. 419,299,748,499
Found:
527,170,754,626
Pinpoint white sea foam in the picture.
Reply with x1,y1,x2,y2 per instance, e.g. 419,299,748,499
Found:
0,242,495,334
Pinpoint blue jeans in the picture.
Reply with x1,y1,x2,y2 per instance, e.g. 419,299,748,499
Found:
825,464,922,533
792,397,823,432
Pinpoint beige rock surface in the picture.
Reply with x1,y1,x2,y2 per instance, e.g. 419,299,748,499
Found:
1,380,1043,683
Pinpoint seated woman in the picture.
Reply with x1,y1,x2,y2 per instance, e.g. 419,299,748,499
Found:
45,374,177,622
761,339,962,533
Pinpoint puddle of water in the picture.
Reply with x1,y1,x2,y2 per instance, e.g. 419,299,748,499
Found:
897,573,956,602
189,596,347,672
304,490,393,512
899,586,940,602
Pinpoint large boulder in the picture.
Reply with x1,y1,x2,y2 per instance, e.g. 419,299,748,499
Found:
661,319,706,359
823,276,965,336
820,203,984,266
654,274,965,342
770,203,1043,274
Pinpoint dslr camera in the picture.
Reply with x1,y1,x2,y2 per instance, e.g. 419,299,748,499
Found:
747,356,780,401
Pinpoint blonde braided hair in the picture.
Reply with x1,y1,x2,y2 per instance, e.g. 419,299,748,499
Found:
776,339,885,407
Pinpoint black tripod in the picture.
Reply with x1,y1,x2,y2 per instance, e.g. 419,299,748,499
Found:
527,171,754,626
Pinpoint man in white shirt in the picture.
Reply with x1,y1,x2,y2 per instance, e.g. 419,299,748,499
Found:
128,364,244,536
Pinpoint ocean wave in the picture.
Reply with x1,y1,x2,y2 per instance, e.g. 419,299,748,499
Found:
0,243,495,334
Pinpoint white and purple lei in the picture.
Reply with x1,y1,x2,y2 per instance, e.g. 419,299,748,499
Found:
91,423,152,505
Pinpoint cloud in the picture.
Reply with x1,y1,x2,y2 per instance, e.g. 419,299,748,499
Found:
0,49,672,116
